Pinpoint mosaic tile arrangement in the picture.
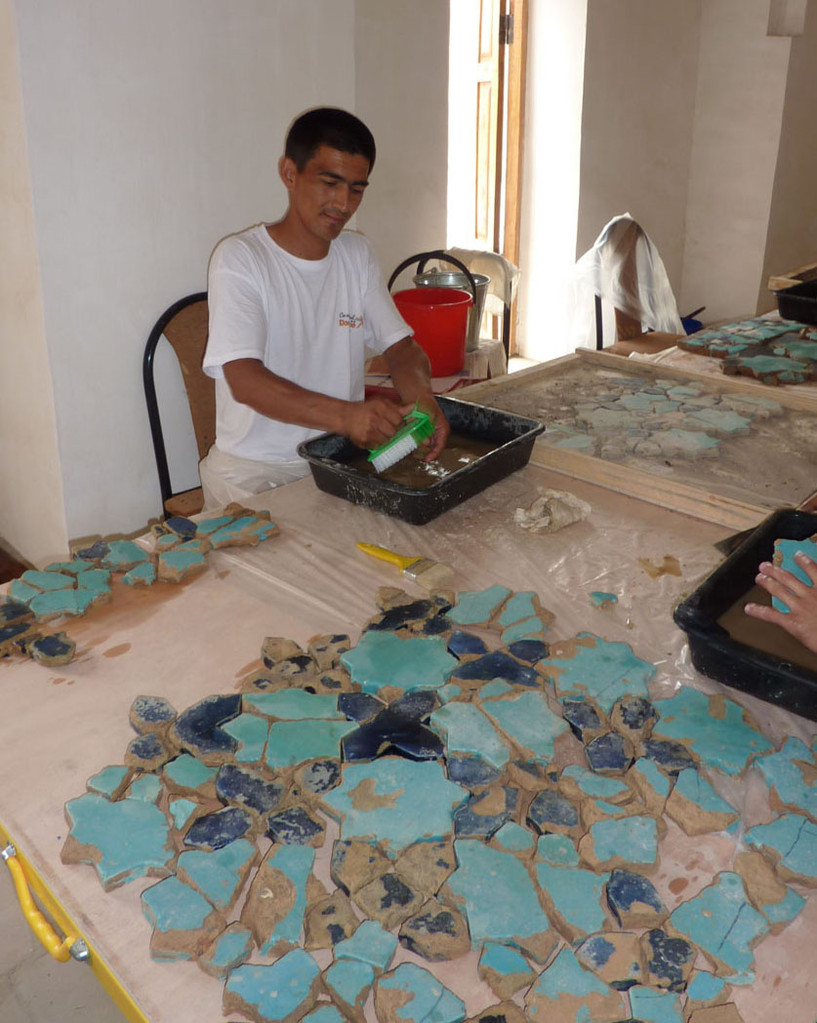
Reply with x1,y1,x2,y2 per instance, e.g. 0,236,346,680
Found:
678,317,817,385
59,585,815,1023
0,506,279,668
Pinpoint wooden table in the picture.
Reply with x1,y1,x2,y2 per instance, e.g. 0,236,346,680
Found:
1,465,814,1023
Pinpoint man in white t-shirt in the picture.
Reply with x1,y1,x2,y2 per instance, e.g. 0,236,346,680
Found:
200,106,449,508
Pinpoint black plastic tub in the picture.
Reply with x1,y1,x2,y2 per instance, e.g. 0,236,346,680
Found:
673,509,817,720
775,279,817,326
297,395,544,525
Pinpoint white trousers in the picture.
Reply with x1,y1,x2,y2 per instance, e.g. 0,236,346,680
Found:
199,445,310,511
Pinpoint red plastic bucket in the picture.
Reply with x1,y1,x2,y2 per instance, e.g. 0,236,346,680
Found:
393,287,472,376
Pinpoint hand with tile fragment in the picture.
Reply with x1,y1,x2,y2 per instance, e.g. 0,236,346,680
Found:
744,550,817,653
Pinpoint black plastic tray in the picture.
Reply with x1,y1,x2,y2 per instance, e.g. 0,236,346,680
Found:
297,395,544,525
774,278,817,326
673,509,817,720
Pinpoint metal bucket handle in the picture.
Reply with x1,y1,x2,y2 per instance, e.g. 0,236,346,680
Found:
387,250,477,302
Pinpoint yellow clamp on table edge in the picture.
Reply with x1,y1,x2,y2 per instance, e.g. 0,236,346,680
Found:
0,829,149,1023
2,842,82,962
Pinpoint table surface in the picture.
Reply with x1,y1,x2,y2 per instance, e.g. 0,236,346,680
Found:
1,465,814,1023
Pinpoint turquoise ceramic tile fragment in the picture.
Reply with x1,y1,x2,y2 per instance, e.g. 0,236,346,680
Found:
102,540,151,569
771,538,817,612
163,754,217,792
221,713,269,763
430,702,511,769
258,845,316,954
195,513,236,534
753,736,817,817
480,691,568,763
323,758,465,852
628,985,684,1023
168,797,200,831
199,922,253,978
589,590,618,607
543,632,655,712
491,821,535,854
479,941,531,982
585,816,659,868
64,792,173,889
176,839,257,911
376,962,465,1023
158,548,207,576
445,839,551,949
497,591,538,626
21,569,75,591
527,945,617,1006
225,949,320,1021
685,970,727,1003
207,515,267,547
30,588,98,619
629,757,672,799
673,768,738,825
500,617,546,644
128,774,163,803
74,568,112,595
669,872,769,982
45,559,95,575
141,875,217,960
9,579,39,603
760,884,806,927
535,833,579,866
744,815,817,883
651,688,773,775
244,690,345,720
341,631,458,694
86,765,130,799
560,764,630,800
534,859,610,937
265,719,355,769
324,958,375,1014
446,585,512,626
477,679,516,700
334,918,398,972
123,562,156,586
303,1005,346,1023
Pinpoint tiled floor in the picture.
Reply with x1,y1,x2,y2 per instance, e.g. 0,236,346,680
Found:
0,865,125,1022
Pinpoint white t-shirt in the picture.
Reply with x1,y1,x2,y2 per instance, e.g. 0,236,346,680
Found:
202,225,410,463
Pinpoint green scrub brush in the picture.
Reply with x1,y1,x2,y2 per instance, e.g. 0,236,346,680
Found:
368,404,435,473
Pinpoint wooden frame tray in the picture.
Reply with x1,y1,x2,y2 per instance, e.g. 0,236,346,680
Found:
459,349,817,530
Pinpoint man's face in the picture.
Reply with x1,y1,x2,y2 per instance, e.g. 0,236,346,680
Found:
280,144,371,257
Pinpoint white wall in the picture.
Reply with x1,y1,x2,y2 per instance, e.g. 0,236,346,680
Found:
354,1,449,284
680,0,791,322
0,0,68,566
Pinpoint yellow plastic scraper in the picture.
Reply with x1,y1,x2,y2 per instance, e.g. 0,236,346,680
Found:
357,542,454,593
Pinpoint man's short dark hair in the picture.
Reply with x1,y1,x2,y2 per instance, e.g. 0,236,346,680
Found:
285,107,376,172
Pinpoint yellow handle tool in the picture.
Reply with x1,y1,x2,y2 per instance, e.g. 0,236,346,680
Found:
2,843,84,962
356,542,422,571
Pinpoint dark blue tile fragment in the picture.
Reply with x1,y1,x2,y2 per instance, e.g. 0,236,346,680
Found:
29,632,75,663
615,695,657,731
446,754,501,790
606,869,666,926
0,600,33,625
299,759,341,794
131,695,177,729
184,806,253,850
586,732,633,774
527,788,579,833
365,599,443,632
173,693,241,759
643,928,695,992
0,621,32,650
165,515,198,539
73,540,110,562
641,738,698,776
266,806,324,845
374,873,416,909
454,786,518,838
216,763,285,815
447,631,488,659
262,651,314,673
342,708,445,762
338,692,386,722
126,732,168,766
389,690,440,720
562,700,604,742
418,614,452,637
507,638,549,663
450,650,540,687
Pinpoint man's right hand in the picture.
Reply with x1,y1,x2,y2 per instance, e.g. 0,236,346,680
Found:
341,396,410,450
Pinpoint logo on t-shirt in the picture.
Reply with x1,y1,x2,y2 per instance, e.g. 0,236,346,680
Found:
339,312,363,329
